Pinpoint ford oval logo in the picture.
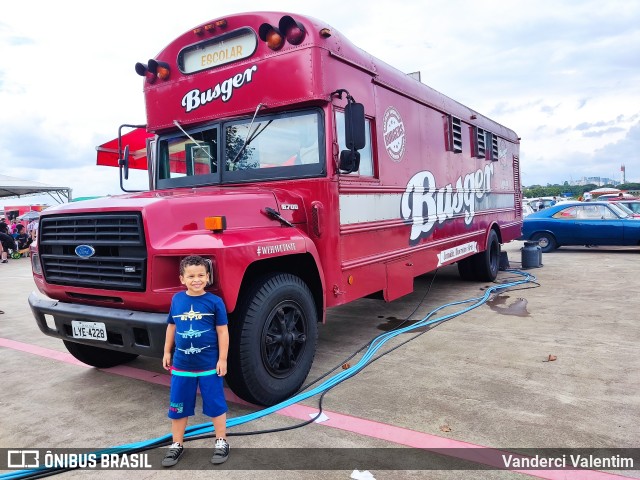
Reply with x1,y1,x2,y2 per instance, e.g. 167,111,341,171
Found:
75,245,96,258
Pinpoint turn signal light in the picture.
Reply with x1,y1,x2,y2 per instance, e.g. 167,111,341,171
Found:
259,23,284,50
205,216,227,233
135,59,171,83
149,59,171,80
279,15,306,45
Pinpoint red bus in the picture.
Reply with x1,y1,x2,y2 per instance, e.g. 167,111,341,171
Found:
29,12,522,406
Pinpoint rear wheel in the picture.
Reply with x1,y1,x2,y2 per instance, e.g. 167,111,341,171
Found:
457,230,500,282
531,232,557,253
63,341,138,368
226,273,318,406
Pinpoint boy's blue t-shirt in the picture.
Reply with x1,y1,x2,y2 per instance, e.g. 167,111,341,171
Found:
167,291,228,372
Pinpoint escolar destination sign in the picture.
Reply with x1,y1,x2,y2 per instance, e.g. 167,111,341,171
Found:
182,30,257,74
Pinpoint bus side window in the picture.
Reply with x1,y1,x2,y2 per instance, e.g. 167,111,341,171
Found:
335,110,374,176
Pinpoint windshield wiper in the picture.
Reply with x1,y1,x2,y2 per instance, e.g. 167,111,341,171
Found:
173,120,215,162
230,103,270,166
264,207,294,227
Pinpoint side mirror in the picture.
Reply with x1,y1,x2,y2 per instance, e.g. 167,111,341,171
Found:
339,150,360,174
344,102,365,150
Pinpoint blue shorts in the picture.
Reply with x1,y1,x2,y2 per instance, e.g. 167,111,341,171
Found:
168,372,228,419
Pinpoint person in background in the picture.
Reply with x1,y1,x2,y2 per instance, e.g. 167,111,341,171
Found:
14,224,33,252
583,191,592,202
550,196,557,206
27,218,38,241
0,221,15,263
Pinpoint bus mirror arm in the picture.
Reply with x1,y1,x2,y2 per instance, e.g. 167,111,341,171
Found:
117,123,146,193
119,145,130,180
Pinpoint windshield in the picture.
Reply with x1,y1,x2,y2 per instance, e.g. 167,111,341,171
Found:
609,202,632,218
156,109,324,189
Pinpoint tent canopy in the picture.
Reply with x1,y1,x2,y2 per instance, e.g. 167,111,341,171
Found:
0,174,71,202
18,210,41,221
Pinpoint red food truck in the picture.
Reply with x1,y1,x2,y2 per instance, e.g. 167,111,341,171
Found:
29,12,522,406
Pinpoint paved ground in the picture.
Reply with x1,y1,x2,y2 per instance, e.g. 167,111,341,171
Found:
0,242,638,479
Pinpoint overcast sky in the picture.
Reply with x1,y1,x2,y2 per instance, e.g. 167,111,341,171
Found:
2,0,639,208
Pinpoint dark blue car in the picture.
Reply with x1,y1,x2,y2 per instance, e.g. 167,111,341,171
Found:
520,201,640,252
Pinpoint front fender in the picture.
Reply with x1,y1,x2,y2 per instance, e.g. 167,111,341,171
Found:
211,226,324,313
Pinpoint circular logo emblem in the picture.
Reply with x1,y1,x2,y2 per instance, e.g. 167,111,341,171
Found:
383,107,405,162
75,245,96,258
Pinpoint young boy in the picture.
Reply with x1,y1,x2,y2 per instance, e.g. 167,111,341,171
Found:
162,255,230,467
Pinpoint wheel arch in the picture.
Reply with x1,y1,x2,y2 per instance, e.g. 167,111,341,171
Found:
234,253,323,323
482,222,503,248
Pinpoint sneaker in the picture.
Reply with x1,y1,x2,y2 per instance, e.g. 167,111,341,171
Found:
211,438,229,465
162,442,184,467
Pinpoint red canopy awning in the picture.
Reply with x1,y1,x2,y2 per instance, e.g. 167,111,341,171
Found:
96,128,153,170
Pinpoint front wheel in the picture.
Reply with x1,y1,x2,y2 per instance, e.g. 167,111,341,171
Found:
226,273,318,406
63,341,138,368
531,232,557,253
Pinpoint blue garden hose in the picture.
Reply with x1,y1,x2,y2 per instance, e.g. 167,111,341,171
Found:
2,269,535,479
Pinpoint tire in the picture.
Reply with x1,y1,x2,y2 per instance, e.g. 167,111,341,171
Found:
63,341,138,368
457,256,476,280
226,273,318,406
457,230,500,282
531,232,557,253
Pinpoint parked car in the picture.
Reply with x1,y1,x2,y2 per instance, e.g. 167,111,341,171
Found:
618,200,640,214
596,194,637,202
615,202,640,218
524,197,558,212
522,202,534,217
520,201,640,252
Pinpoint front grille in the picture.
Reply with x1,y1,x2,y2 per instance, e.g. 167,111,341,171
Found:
39,213,147,291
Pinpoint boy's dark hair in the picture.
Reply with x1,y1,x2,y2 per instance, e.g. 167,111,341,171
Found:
179,255,208,276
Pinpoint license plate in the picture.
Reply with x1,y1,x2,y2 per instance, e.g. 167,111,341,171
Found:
71,321,107,341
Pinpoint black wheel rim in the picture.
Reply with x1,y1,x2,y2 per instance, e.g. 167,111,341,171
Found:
260,301,308,378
